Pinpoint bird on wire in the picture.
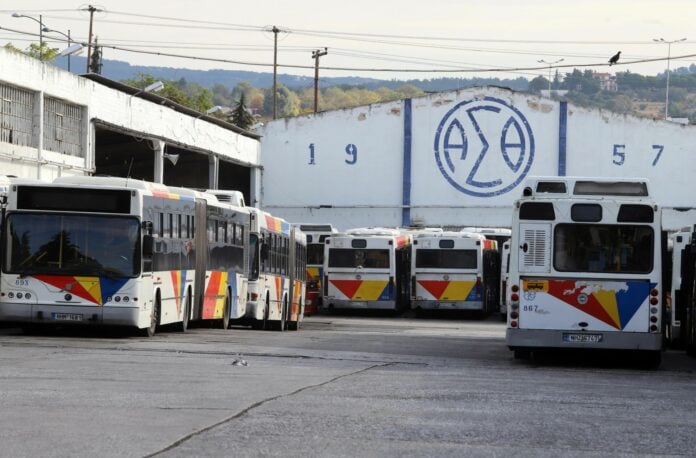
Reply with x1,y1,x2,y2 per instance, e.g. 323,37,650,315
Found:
609,51,621,66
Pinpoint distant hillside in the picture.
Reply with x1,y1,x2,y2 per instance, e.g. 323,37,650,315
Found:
55,56,529,92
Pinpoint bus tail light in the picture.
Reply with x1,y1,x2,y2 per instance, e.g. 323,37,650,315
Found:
511,293,519,302
250,292,259,301
510,321,518,328
475,276,482,292
511,284,519,293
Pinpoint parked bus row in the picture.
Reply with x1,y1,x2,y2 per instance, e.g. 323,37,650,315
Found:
320,227,505,316
0,176,306,336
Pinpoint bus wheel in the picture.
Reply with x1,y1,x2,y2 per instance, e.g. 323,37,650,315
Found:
177,292,191,333
513,348,531,360
278,298,287,332
288,300,302,331
641,350,662,370
140,298,160,338
219,294,231,330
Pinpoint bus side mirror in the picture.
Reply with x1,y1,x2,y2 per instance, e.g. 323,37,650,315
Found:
142,220,154,235
143,235,154,256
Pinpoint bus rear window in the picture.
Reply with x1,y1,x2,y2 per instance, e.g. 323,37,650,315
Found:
618,204,654,223
519,202,555,220
416,249,477,269
553,224,653,273
329,249,389,268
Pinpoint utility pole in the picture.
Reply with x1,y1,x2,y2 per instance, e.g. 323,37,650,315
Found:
537,58,563,93
272,26,279,120
312,48,328,113
653,37,687,120
85,5,99,73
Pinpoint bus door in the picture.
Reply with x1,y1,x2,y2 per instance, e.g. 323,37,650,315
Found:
193,198,208,320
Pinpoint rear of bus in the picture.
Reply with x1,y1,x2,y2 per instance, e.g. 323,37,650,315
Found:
323,231,407,311
411,232,484,311
299,224,337,315
506,178,663,361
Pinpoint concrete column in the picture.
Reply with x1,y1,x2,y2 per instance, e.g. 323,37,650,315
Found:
208,155,219,190
152,139,165,183
34,91,44,180
250,166,262,208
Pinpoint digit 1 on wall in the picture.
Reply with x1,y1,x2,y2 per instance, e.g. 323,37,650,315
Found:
308,143,316,165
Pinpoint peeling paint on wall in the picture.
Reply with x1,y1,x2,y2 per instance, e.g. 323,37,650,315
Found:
526,100,554,113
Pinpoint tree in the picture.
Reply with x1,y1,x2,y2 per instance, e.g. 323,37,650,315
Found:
528,76,548,93
5,42,59,60
229,93,256,130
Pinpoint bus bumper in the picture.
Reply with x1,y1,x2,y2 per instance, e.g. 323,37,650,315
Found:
506,328,663,351
412,300,483,311
0,303,141,327
324,299,397,310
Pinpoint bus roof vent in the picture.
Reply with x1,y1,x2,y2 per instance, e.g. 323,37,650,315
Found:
209,190,245,207
298,224,336,232
573,180,648,197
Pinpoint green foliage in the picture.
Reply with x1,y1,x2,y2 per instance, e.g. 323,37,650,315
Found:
4,42,59,60
120,74,214,112
229,93,256,130
528,76,548,93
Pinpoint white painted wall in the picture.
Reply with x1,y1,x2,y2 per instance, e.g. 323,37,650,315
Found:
260,86,696,231
0,49,260,182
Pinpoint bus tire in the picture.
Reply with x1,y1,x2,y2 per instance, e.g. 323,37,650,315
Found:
140,296,160,338
513,348,531,360
278,297,287,332
288,300,302,331
177,291,191,333
219,293,231,330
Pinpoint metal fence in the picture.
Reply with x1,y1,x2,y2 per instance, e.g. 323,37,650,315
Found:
44,96,84,157
0,83,35,147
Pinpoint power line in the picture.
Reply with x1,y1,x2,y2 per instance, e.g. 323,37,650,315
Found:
3,26,695,75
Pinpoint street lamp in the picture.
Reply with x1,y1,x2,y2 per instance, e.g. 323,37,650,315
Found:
653,37,687,120
42,27,77,71
537,59,564,93
11,12,44,60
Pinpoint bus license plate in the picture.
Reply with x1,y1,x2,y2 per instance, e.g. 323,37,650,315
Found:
52,313,83,322
563,333,602,343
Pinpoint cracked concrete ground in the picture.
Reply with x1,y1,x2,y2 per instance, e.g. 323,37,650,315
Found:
1,315,695,457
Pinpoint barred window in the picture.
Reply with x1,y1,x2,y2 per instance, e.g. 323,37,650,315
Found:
0,83,35,147
43,96,84,157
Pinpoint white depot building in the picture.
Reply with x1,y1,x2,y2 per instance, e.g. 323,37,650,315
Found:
259,86,696,230
0,48,261,203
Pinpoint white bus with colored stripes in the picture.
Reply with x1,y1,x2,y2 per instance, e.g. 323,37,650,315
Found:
323,228,411,311
297,223,338,315
0,176,249,336
506,177,664,366
246,208,306,331
411,231,499,314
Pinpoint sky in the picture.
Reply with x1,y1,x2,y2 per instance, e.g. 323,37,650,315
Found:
1,0,695,82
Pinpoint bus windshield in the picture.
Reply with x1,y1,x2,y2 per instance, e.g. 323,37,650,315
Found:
307,243,324,265
416,249,477,269
553,224,653,274
329,248,390,268
4,213,140,277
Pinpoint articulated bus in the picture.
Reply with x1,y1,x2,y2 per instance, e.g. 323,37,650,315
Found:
0,176,249,336
411,231,498,314
323,228,411,311
297,223,338,315
506,177,664,366
246,208,306,331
